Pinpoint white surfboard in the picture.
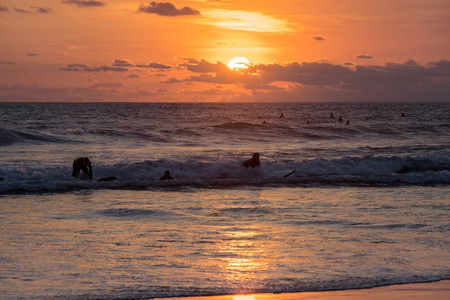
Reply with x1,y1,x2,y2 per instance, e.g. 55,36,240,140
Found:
269,169,296,178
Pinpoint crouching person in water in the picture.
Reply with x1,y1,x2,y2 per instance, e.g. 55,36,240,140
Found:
242,153,260,168
72,157,92,179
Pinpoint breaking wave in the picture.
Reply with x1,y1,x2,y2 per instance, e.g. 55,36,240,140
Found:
1,153,448,193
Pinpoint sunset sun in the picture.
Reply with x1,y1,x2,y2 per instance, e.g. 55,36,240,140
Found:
228,57,250,70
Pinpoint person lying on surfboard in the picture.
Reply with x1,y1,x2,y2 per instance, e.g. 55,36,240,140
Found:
242,153,260,168
72,157,92,179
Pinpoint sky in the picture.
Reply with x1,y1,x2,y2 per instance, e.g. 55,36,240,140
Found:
0,0,449,102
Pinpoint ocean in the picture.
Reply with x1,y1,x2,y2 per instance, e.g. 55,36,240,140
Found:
0,102,449,299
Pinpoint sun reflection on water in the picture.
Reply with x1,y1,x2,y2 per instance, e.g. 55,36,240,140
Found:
217,229,268,288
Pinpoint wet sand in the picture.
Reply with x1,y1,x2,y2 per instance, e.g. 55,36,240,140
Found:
151,280,450,300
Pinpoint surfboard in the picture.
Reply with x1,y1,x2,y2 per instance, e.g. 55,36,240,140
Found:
269,169,296,178
98,176,117,182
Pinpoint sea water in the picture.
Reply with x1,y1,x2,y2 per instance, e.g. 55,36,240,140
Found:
0,102,449,299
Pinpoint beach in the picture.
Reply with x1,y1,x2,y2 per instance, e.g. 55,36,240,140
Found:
153,281,450,300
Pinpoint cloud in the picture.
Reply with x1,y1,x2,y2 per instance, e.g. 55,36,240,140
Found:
127,74,141,78
62,0,105,8
182,58,450,102
112,59,172,69
90,82,124,88
136,62,172,69
161,77,182,83
113,59,133,67
0,60,15,64
138,2,200,16
31,6,54,13
27,53,40,57
313,36,325,41
0,6,9,11
200,9,294,33
11,7,54,13
59,64,128,72
179,59,228,73
14,8,28,13
356,54,374,59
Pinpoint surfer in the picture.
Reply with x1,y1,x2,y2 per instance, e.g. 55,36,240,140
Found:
242,153,260,168
279,113,285,118
330,113,335,118
338,116,344,122
160,170,173,180
346,120,350,125
72,157,92,179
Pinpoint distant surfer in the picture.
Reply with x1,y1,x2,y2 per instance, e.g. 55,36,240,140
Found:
338,116,344,122
330,113,335,119
262,120,268,124
72,157,92,179
346,120,350,125
160,170,173,180
279,113,284,118
401,113,406,117
242,153,260,168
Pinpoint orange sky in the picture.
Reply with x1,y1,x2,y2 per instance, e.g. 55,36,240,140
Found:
0,0,449,102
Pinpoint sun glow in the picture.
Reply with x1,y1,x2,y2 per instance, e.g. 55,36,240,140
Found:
228,57,250,70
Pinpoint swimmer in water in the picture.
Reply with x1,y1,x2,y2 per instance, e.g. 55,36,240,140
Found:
160,170,173,180
242,153,260,168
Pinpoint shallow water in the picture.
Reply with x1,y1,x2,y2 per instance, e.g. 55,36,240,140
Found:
0,187,448,299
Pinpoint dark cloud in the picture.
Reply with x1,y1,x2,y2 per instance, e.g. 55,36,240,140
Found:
14,8,28,13
59,64,128,72
179,59,228,73
313,36,325,41
11,6,54,13
138,2,200,16
0,6,9,11
90,82,124,88
62,0,105,8
0,60,15,64
161,77,182,83
177,57,200,64
356,54,374,59
113,59,133,67
31,6,54,13
136,62,172,69
112,59,172,69
183,58,450,102
27,53,40,57
127,74,141,78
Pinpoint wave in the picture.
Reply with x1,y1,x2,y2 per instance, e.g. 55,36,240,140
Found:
0,153,449,194
0,127,71,146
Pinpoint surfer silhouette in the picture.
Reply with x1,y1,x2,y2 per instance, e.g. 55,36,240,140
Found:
338,116,344,122
242,153,260,168
72,157,92,179
279,113,285,118
160,170,173,180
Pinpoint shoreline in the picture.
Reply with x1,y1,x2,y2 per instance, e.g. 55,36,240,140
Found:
150,280,450,300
